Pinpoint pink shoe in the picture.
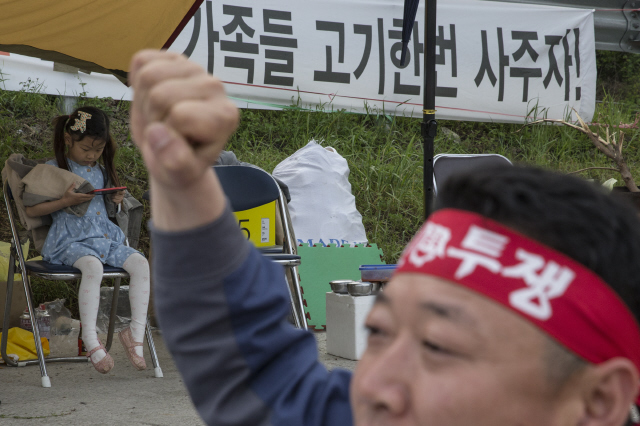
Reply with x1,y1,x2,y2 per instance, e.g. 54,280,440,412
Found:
86,342,114,374
118,327,146,370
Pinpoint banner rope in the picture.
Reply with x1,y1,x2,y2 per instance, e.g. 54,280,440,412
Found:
593,8,640,12
228,95,611,127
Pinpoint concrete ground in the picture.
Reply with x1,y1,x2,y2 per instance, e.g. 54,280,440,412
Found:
0,331,356,425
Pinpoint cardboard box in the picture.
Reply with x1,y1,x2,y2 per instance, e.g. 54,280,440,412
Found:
326,291,376,360
0,240,30,331
0,279,27,331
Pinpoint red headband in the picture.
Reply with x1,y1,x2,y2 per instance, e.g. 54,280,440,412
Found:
396,208,640,400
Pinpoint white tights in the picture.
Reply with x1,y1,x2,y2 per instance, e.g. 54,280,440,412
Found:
73,253,150,363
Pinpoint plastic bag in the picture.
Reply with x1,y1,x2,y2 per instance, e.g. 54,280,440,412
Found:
45,299,80,357
44,299,74,336
0,327,50,362
96,285,131,334
273,140,367,247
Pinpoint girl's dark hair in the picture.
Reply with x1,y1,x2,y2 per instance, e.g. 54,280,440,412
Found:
52,106,120,186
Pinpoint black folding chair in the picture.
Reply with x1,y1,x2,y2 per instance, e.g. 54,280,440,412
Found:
214,165,308,329
433,153,513,196
1,181,163,387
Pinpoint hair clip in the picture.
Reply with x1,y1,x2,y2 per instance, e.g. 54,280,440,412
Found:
70,111,92,133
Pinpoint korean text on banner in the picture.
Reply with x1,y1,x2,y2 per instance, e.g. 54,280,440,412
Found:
168,0,596,123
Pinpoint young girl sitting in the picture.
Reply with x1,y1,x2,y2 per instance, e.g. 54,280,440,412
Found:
25,106,149,374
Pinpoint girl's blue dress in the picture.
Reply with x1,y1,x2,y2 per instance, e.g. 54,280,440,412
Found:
41,159,139,268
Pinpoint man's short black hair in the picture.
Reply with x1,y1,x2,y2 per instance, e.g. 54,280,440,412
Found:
435,164,640,325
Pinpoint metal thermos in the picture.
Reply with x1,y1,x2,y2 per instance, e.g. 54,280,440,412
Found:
19,308,32,331
36,304,51,339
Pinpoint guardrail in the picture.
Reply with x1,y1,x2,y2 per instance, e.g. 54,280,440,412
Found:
485,0,640,53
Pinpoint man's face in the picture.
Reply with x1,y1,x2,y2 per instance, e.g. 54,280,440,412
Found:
350,273,583,426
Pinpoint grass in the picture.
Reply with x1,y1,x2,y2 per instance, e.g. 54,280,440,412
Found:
235,98,640,262
1,59,639,315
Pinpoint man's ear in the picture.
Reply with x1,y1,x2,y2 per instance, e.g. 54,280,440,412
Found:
581,357,638,426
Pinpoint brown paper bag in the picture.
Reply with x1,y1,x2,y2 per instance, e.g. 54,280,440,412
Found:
0,279,27,331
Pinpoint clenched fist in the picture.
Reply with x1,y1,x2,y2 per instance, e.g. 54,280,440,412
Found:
129,50,238,231
129,50,239,189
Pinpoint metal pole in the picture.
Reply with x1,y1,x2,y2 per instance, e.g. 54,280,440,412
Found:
423,0,438,218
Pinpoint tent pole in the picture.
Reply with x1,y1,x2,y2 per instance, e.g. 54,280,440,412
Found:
422,0,438,219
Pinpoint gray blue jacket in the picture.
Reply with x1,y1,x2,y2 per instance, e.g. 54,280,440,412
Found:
151,203,353,425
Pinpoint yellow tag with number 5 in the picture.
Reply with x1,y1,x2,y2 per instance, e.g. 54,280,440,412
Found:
232,201,277,247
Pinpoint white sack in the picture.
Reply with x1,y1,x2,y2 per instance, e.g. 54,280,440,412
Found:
273,140,367,247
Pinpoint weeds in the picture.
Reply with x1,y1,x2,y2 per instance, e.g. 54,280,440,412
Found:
0,70,639,311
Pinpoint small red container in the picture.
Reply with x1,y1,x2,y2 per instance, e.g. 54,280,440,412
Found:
78,322,87,356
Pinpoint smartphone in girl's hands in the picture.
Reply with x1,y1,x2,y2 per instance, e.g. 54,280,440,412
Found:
90,186,127,195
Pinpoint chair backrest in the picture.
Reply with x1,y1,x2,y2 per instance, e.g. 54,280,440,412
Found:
215,166,305,328
5,179,13,200
3,180,29,262
214,165,286,249
433,154,512,196
215,165,280,211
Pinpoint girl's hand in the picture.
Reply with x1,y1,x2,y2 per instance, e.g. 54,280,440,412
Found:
61,183,94,207
110,190,125,205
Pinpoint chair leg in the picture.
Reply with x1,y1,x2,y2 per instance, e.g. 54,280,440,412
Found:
288,265,308,330
101,279,162,377
19,262,51,387
1,253,18,367
145,319,163,378
2,254,96,384
277,191,307,330
283,269,301,329
105,277,121,352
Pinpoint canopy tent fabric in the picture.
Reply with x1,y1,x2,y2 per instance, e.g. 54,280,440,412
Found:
0,0,203,83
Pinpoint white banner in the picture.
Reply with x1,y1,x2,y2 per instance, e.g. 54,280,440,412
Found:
0,0,596,123
0,53,131,101
170,0,596,122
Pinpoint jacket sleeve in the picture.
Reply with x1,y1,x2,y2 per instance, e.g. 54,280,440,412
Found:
110,194,143,249
150,204,353,426
101,165,143,249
